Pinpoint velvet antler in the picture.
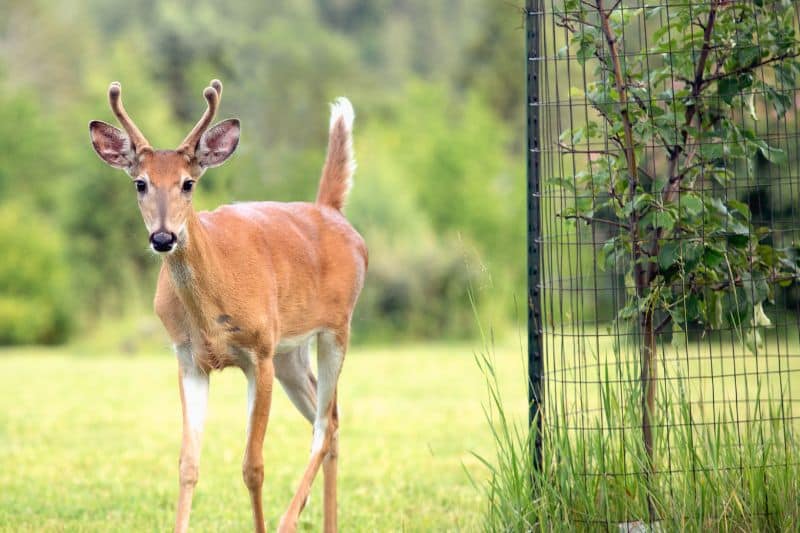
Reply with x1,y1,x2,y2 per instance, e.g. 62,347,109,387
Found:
108,82,152,153
178,79,223,156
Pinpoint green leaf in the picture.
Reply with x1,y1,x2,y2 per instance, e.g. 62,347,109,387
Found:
735,45,762,69
658,240,704,273
545,177,577,193
683,241,704,270
742,273,770,305
745,93,757,121
717,77,739,104
758,143,787,164
576,32,596,64
609,7,642,26
646,6,663,18
708,167,735,186
703,247,725,269
727,200,751,219
709,197,729,216
764,86,792,118
699,141,725,161
706,291,724,328
623,193,653,217
727,234,750,248
756,244,779,267
684,294,701,323
619,300,638,320
680,195,703,217
753,301,772,327
774,63,796,89
658,241,681,271
727,220,750,236
648,210,675,232
599,238,623,272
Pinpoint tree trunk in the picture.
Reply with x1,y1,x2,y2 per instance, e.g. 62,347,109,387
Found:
640,306,657,522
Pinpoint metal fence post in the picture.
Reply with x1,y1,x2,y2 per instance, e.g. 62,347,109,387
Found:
526,0,543,472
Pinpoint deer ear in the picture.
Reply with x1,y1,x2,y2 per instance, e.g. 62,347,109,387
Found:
89,120,137,170
195,119,240,169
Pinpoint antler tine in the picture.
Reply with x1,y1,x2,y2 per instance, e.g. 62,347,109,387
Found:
178,80,222,154
108,82,152,152
210,79,222,98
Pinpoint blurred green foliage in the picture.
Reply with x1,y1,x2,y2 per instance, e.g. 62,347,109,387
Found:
0,0,525,345
0,202,72,344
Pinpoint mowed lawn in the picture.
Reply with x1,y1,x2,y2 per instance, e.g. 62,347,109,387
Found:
0,341,526,532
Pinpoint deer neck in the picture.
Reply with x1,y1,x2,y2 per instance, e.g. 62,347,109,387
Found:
163,209,221,329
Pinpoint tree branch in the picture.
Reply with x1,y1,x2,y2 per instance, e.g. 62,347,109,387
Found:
596,0,643,290
654,313,673,335
703,273,800,292
649,1,721,286
557,141,616,156
559,213,630,229
666,0,719,199
701,52,800,86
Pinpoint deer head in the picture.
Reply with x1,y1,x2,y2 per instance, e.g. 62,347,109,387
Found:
89,80,240,253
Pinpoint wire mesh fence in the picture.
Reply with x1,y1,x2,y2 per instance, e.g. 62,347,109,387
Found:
528,0,800,526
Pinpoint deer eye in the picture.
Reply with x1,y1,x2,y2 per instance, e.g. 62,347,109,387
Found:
182,180,195,192
134,179,147,193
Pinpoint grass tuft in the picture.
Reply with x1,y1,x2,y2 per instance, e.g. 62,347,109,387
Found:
474,332,800,531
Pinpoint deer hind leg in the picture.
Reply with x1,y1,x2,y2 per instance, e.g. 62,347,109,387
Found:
322,391,339,533
274,342,319,513
274,343,317,424
174,344,209,533
278,330,345,533
243,355,276,533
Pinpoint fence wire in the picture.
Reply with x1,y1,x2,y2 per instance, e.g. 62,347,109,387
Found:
529,0,800,525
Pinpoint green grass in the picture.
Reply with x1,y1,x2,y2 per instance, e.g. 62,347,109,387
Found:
6,325,798,532
476,326,800,531
0,341,526,532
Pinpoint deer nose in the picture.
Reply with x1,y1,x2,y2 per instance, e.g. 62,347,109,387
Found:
150,231,177,252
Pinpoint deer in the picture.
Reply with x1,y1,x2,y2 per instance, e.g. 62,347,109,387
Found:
88,79,367,533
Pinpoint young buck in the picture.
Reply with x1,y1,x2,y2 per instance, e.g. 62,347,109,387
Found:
88,80,367,533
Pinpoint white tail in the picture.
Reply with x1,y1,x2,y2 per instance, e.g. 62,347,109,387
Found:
317,97,356,211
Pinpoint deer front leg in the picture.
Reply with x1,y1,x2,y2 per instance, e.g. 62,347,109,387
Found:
244,356,276,533
175,345,209,533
